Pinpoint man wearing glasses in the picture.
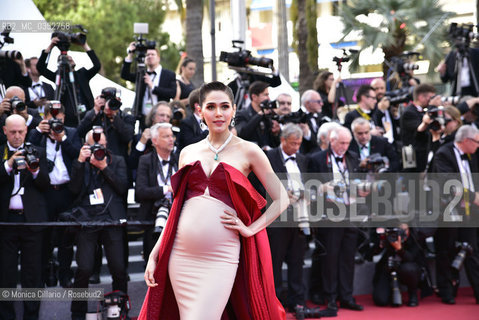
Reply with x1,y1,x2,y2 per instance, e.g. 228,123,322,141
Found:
275,93,293,116
298,90,326,154
344,85,381,135
401,84,442,172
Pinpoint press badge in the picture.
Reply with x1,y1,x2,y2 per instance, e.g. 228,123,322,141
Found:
89,188,105,205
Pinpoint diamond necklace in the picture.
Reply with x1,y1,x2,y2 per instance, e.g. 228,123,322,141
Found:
206,132,233,161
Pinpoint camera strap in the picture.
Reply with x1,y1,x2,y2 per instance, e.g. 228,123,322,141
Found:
355,107,371,121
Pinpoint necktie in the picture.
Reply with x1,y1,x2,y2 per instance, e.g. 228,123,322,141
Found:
147,71,157,76
335,156,343,163
32,83,41,88
162,159,171,166
285,156,296,162
461,154,470,161
361,145,368,150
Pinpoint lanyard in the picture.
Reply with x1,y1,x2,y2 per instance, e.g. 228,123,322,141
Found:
158,161,173,185
355,107,371,121
454,147,473,216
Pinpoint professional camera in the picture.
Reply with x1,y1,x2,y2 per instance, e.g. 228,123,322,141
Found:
51,25,88,52
131,23,157,63
275,109,309,125
325,180,348,203
89,126,106,161
14,142,40,171
290,189,311,236
8,96,26,114
153,198,171,235
0,26,22,60
259,99,278,111
365,153,389,173
47,100,64,134
451,241,473,271
441,96,461,105
425,106,445,131
101,87,122,111
332,49,359,71
102,290,130,320
220,40,273,69
448,23,479,51
391,52,420,77
384,87,414,105
385,227,407,243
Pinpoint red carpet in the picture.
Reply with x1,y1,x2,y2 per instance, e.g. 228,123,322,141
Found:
286,287,478,320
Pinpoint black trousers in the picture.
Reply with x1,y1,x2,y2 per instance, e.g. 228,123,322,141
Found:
71,227,128,315
267,227,306,308
0,214,43,320
143,226,160,265
319,227,358,303
434,227,479,300
372,261,421,306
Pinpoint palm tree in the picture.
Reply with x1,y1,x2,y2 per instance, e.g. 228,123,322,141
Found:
291,0,318,94
185,0,205,86
340,0,450,77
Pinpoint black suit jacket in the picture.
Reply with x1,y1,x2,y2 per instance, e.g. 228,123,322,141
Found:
401,104,430,171
343,108,376,131
120,61,177,114
69,155,128,220
177,114,208,151
0,144,49,222
373,107,400,143
36,49,101,120
24,82,55,109
0,58,32,89
348,135,400,172
135,151,178,221
236,104,280,149
440,48,479,96
267,147,308,175
27,126,81,176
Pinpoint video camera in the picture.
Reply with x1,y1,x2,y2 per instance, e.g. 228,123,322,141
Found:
153,198,171,235
131,23,157,63
332,49,359,71
391,51,420,78
220,40,273,70
101,87,122,111
51,25,88,53
448,23,479,51
0,26,22,59
384,87,414,104
14,142,40,171
425,106,445,131
259,99,277,111
274,109,309,125
89,126,107,161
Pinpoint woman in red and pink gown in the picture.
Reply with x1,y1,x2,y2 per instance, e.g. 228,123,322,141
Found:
138,81,289,320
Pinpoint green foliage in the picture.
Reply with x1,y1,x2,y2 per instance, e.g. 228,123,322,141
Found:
340,0,450,75
34,0,181,84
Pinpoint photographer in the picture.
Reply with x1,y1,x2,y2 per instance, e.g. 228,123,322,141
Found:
0,114,49,320
121,42,176,127
0,49,32,91
438,46,479,97
0,86,42,145
371,78,401,145
178,89,208,151
28,102,81,288
235,81,280,151
77,88,135,161
400,84,441,172
344,85,380,134
24,57,55,114
135,123,177,263
298,90,327,155
313,71,342,120
69,130,128,320
372,223,428,307
349,117,399,172
37,37,101,127
432,125,479,304
430,106,462,155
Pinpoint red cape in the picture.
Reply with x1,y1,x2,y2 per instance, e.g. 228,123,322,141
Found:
138,161,286,320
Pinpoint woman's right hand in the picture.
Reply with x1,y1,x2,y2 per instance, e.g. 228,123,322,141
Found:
144,256,158,287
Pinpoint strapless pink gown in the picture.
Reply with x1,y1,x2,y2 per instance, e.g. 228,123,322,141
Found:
168,163,240,320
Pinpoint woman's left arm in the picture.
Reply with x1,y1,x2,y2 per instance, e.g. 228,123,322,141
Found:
222,144,289,237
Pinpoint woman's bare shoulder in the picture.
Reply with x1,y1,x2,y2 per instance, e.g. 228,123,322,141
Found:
179,139,206,167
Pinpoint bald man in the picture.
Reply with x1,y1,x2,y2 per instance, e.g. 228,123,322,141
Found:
371,78,400,145
0,114,49,319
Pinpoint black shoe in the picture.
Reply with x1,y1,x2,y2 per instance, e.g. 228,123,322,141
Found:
340,299,364,311
319,305,337,317
295,305,322,320
310,293,325,305
327,301,338,312
407,291,419,307
89,273,100,284
441,297,456,305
